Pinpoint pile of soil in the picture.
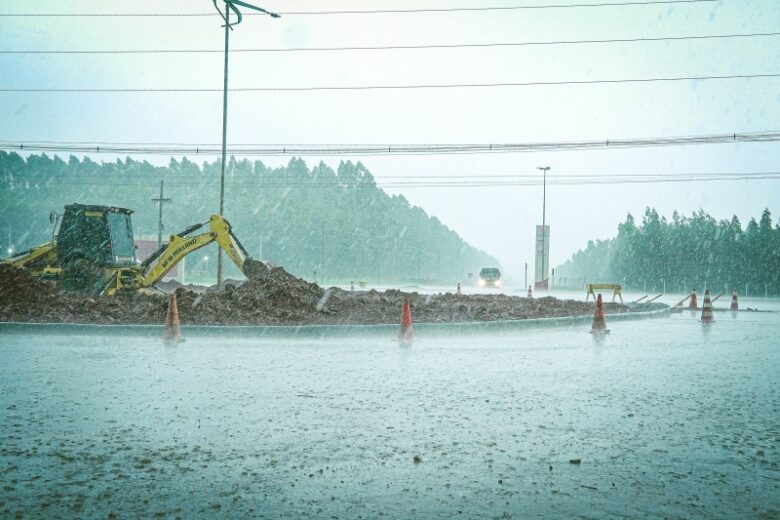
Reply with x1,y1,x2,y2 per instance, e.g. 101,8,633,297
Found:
0,262,635,326
0,264,165,324
173,261,324,324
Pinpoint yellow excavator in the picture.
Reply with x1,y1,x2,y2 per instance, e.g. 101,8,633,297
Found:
3,203,261,295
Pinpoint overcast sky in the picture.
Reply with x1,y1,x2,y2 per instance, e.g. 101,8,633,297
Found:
1,0,778,276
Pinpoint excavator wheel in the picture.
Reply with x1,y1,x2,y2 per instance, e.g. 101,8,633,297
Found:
60,256,105,295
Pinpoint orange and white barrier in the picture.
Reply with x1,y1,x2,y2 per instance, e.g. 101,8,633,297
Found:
700,289,714,324
398,298,413,346
163,293,182,343
688,288,698,309
730,290,739,311
590,293,609,333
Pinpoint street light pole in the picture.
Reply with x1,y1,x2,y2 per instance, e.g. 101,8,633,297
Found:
537,166,550,289
213,0,280,286
217,4,230,287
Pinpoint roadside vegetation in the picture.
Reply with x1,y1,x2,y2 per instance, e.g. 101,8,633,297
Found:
556,208,780,295
0,152,497,283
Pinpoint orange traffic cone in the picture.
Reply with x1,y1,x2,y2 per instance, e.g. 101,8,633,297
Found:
590,293,609,333
700,289,714,324
730,289,738,311
688,288,698,309
527,285,533,298
163,293,182,343
398,298,413,345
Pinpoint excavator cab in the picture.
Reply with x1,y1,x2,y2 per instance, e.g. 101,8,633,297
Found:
57,204,138,293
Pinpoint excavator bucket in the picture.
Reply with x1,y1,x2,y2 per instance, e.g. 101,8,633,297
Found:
242,258,270,280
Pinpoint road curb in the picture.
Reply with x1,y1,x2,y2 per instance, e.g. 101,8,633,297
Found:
0,307,669,338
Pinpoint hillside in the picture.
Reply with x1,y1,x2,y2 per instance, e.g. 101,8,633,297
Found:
0,152,498,283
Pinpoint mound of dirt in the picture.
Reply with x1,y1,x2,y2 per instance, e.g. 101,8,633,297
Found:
0,262,636,326
239,260,323,310
170,261,325,325
0,264,167,324
306,289,629,325
0,263,58,305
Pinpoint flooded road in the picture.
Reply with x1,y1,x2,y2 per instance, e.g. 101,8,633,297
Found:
1,309,778,518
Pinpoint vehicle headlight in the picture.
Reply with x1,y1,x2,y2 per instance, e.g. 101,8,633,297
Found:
478,279,485,286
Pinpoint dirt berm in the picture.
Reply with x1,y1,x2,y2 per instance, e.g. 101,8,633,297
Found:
0,262,638,325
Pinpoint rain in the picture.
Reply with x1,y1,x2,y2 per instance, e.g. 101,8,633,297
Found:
1,0,779,518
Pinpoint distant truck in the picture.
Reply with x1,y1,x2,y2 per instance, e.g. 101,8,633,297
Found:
478,267,501,288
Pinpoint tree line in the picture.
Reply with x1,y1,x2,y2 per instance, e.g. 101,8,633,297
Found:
555,208,780,296
0,152,498,283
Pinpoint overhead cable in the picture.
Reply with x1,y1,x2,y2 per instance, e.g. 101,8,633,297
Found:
42,171,780,181
4,32,777,54
0,1,718,17
1,73,778,93
12,173,780,189
2,131,778,157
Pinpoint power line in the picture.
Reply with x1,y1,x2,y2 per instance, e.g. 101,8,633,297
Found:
4,31,776,54
0,1,718,17
9,130,778,148
24,173,780,184
63,172,780,181
10,173,780,189
21,172,779,184
273,0,720,15
1,73,778,93
2,131,778,156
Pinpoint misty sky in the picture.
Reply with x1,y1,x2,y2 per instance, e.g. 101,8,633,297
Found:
1,0,778,277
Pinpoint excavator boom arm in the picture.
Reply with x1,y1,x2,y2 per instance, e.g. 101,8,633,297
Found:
210,214,250,276
137,215,250,289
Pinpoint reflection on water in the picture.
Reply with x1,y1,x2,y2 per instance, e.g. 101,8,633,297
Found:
1,311,778,518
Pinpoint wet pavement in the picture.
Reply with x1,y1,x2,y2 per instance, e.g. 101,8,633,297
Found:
1,308,778,518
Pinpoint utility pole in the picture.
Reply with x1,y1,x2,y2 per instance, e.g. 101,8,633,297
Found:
213,0,280,286
151,180,172,247
393,234,398,281
524,262,528,290
375,226,394,283
417,242,422,280
537,166,550,289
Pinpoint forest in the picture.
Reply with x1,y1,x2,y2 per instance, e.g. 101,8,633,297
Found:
0,151,497,283
555,207,780,296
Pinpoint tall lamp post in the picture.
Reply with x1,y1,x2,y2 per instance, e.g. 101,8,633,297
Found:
536,166,550,289
213,0,280,286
